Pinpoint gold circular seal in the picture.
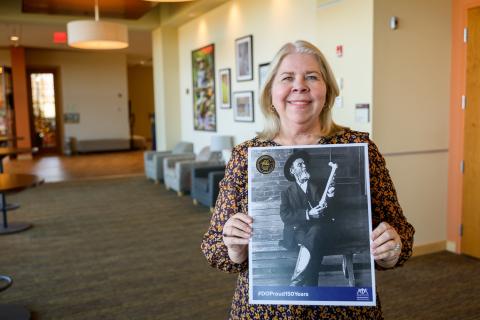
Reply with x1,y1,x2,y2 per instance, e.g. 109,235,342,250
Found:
256,155,275,174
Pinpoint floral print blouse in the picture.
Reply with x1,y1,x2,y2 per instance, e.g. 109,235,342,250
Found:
201,129,415,320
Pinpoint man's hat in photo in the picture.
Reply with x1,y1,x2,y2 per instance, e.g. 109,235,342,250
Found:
283,150,310,181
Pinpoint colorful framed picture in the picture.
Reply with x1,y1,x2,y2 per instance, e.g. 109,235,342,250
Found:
218,68,231,109
235,35,253,81
258,62,270,90
192,44,216,131
233,91,254,122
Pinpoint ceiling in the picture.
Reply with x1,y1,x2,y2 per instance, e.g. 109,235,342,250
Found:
22,0,158,20
0,0,228,66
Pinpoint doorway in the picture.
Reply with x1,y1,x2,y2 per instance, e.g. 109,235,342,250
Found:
462,6,480,259
27,68,62,154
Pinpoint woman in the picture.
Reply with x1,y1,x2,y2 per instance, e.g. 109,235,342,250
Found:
201,40,415,319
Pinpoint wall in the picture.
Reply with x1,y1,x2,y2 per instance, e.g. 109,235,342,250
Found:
177,0,319,152
152,26,182,151
174,0,375,153
373,0,451,248
0,48,10,66
448,0,480,253
26,49,130,142
127,65,154,144
316,0,374,134
153,0,453,252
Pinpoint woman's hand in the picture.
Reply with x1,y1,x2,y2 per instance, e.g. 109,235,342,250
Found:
223,213,253,264
371,222,402,269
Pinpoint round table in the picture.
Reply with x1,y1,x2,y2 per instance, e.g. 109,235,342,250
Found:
0,136,24,147
0,173,43,235
0,147,38,211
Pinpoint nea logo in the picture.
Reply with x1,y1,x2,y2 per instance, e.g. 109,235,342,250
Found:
356,288,370,300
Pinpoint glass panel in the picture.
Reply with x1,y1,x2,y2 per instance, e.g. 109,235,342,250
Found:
31,73,56,148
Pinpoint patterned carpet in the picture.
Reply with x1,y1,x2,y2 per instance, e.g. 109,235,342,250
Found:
0,177,478,319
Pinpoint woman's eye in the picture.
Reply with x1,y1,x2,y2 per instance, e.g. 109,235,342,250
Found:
306,75,318,80
281,76,293,81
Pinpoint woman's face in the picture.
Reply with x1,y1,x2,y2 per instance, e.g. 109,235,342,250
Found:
271,53,327,130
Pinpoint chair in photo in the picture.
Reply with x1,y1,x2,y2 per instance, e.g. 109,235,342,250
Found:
144,141,194,183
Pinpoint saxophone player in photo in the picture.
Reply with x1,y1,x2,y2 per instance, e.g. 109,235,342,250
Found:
279,150,338,286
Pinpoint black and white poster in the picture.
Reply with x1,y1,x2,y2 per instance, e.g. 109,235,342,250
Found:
248,144,376,306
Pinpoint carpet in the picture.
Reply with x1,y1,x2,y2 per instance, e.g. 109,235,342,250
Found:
1,177,479,319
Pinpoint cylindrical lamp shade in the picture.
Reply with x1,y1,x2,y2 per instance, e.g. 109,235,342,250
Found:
67,20,128,50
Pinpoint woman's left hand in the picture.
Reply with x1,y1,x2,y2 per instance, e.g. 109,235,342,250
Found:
371,222,402,268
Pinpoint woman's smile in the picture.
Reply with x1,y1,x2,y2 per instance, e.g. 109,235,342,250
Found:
271,53,327,129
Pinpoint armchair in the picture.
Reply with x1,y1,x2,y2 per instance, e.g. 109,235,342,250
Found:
144,142,194,183
163,146,224,196
191,165,226,212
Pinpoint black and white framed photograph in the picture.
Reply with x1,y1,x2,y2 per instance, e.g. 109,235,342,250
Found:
258,62,270,89
248,144,375,306
233,91,254,122
218,68,231,109
235,35,253,81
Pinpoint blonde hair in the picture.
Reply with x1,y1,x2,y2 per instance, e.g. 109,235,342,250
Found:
258,40,346,141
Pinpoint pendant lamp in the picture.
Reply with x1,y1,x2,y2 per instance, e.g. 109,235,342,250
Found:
67,0,128,50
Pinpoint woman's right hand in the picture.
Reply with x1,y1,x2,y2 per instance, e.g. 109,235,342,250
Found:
223,212,253,264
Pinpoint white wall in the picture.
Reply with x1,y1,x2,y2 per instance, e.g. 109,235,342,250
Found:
26,49,130,141
316,0,374,134
174,0,374,152
152,27,181,151
178,0,319,152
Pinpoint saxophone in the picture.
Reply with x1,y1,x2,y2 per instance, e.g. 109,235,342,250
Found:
318,162,338,214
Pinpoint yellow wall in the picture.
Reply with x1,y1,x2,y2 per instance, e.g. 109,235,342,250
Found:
373,0,451,246
0,49,10,66
128,65,155,143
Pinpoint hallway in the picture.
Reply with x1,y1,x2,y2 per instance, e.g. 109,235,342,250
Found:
2,151,145,183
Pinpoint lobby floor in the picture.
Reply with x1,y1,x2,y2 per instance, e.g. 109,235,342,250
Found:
2,150,145,183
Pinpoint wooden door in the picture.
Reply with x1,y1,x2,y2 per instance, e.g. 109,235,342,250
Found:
26,68,63,154
462,7,480,258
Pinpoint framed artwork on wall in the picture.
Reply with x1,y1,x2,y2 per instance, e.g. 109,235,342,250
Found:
192,43,216,131
235,35,253,81
258,62,270,90
218,68,231,109
233,91,254,122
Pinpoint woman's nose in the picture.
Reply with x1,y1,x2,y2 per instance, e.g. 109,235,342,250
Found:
292,77,309,93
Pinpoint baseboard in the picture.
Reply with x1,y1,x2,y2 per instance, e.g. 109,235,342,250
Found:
446,241,457,253
412,241,446,257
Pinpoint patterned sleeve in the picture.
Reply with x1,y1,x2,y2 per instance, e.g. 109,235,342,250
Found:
200,144,249,274
368,139,415,270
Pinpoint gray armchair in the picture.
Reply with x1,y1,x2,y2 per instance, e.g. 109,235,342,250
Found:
144,142,194,183
163,146,224,196
191,165,225,212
